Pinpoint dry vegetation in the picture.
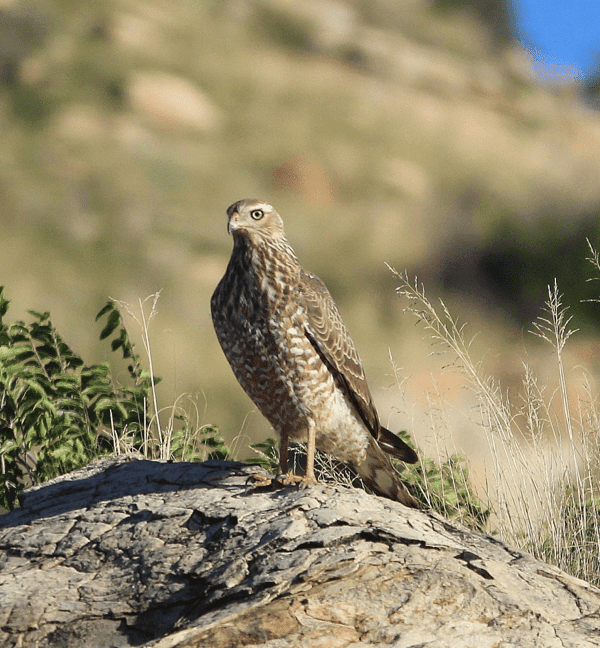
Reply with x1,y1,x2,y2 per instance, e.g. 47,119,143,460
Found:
389,248,600,585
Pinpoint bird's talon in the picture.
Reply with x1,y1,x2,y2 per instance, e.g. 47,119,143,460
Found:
249,473,273,490
299,475,319,489
275,473,319,489
276,473,304,487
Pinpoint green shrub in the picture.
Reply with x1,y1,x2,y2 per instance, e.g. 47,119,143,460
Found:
0,289,227,510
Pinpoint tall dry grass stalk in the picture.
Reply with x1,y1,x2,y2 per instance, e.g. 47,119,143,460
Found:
390,262,600,586
111,293,229,464
112,293,168,458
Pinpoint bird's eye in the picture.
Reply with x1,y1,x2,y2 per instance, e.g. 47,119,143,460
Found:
250,209,264,220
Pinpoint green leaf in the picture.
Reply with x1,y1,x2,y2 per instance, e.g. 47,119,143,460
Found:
99,310,121,340
27,310,50,322
0,286,10,321
95,301,115,321
0,345,33,363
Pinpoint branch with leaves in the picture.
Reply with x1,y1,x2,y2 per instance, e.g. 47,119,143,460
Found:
0,290,227,510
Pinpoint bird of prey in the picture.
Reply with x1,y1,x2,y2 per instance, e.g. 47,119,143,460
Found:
211,199,419,507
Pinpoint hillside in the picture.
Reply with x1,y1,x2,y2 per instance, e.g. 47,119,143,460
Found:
2,0,600,471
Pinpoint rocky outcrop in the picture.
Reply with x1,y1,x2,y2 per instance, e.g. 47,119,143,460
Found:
1,455,599,647
126,72,223,132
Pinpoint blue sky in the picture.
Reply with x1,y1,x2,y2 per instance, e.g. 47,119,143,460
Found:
509,0,600,81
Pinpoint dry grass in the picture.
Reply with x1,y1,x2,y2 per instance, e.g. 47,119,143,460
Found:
390,252,600,586
107,293,231,464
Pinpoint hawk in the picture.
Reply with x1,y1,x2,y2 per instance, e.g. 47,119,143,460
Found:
211,199,419,507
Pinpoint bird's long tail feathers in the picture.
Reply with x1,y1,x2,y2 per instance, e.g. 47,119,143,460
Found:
355,441,421,508
377,426,418,463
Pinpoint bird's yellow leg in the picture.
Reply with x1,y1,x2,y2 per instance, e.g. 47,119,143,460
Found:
248,431,292,489
251,428,317,490
300,421,318,487
278,429,289,476
277,429,303,486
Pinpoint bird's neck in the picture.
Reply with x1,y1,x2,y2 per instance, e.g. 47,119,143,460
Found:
232,233,301,295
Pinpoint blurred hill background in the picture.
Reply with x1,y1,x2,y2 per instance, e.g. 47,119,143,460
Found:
2,0,600,469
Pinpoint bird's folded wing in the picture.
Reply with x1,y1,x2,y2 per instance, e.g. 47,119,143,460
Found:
299,269,380,435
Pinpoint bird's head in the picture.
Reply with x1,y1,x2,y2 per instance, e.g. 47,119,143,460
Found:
226,199,286,245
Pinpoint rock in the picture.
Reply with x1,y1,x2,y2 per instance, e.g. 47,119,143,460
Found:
1,455,600,647
269,0,357,53
127,71,222,132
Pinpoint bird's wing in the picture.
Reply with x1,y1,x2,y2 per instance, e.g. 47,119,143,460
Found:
299,269,418,464
298,269,380,436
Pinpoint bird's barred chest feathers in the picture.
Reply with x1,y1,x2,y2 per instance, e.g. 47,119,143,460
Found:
213,240,370,464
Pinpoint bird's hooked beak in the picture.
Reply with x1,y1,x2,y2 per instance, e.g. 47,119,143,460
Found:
227,210,240,235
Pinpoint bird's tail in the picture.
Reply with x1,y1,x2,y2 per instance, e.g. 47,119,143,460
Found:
377,426,418,464
355,439,421,508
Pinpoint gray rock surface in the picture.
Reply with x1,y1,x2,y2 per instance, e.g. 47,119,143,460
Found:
1,455,599,647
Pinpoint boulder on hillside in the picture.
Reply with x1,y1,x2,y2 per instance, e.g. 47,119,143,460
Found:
127,71,222,132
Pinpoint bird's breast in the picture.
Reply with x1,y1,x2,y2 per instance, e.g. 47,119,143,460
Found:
213,244,370,463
